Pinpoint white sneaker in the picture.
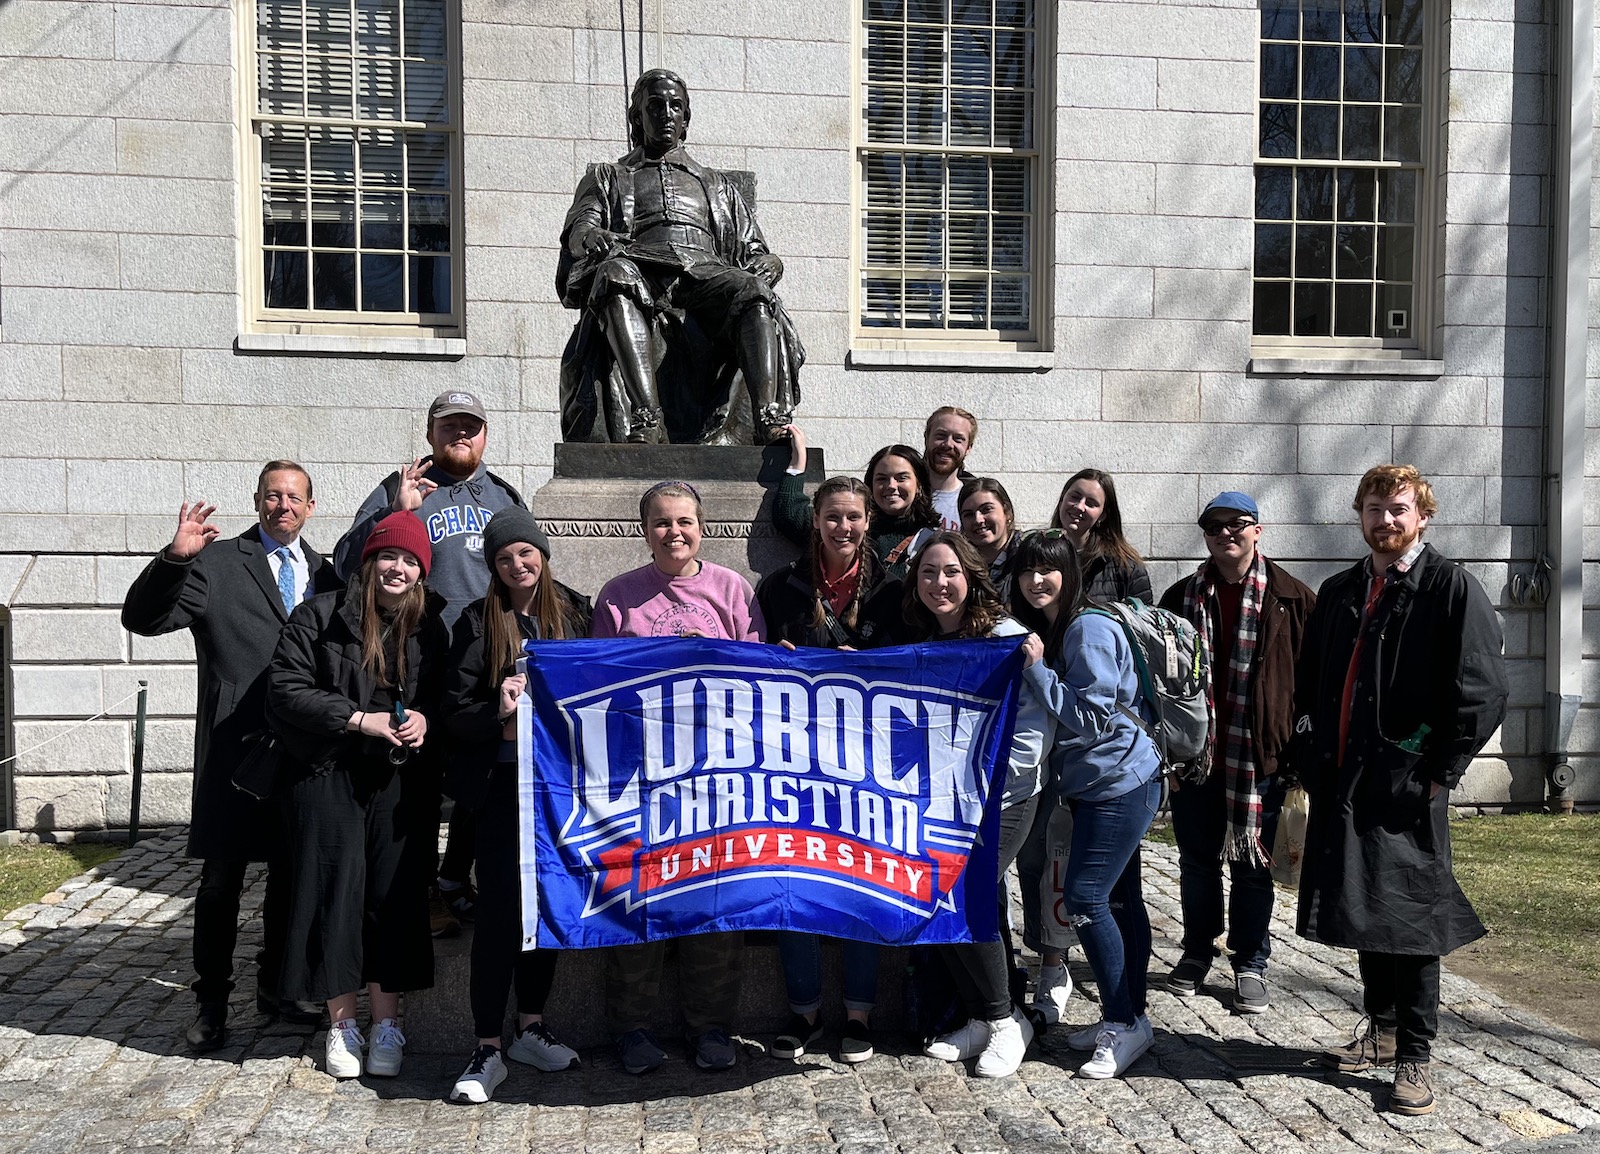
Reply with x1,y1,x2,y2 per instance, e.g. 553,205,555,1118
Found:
324,1019,364,1079
1031,962,1073,1025
924,1018,990,1061
1065,1019,1104,1052
450,1045,508,1104
975,1008,1034,1078
1078,1016,1154,1079
507,1021,580,1071
366,1018,406,1077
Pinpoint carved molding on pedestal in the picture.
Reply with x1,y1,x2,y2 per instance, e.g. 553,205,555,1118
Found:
541,520,783,540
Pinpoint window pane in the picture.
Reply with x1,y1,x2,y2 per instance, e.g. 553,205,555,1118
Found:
1302,45,1339,101
1334,282,1374,335
867,26,905,84
359,57,400,118
305,0,353,51
1295,224,1332,277
264,249,308,308
1342,105,1380,160
361,191,403,248
1260,103,1297,157
994,31,1031,88
906,27,943,84
356,0,399,54
951,88,991,145
360,128,403,187
1335,224,1374,278
406,132,450,188
1386,47,1423,104
865,153,904,206
1261,44,1297,100
947,279,988,328
904,279,942,326
259,0,304,51
992,158,1027,211
1256,222,1293,277
305,54,355,118
1378,224,1413,280
904,154,943,207
862,275,902,326
864,211,903,264
309,128,356,187
409,193,450,250
866,0,904,19
1336,167,1375,220
263,187,308,246
263,128,309,186
1301,104,1339,158
311,190,356,247
412,254,450,316
993,0,1030,27
1344,46,1381,101
402,0,447,57
1383,104,1421,162
948,214,987,268
1254,281,1292,334
947,156,987,210
1345,0,1383,41
1262,0,1297,39
1385,0,1422,45
361,253,405,310
866,88,907,143
950,0,987,24
1256,167,1294,219
1294,282,1332,335
904,214,943,266
1380,282,1413,336
1378,168,1416,222
1303,0,1340,40
951,30,992,87
991,276,1029,328
907,0,943,21
992,90,1029,147
992,215,1028,269
259,52,306,116
405,60,449,122
313,251,357,309
906,88,944,142
1297,167,1334,220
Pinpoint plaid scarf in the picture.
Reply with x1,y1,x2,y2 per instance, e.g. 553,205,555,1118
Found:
1183,552,1270,866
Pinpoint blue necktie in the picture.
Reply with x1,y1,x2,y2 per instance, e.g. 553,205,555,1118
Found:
275,547,296,614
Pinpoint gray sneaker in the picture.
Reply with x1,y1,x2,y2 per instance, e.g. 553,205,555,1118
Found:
694,1029,737,1071
1166,955,1210,998
1233,970,1269,1015
508,1021,579,1071
616,1028,666,1075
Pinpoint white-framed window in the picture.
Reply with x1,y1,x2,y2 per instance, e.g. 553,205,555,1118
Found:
244,0,461,333
853,0,1048,349
1251,0,1431,354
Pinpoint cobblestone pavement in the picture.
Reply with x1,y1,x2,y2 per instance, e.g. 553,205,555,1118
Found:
1,830,1597,1154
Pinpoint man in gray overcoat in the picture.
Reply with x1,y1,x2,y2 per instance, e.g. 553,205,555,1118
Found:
122,461,339,1051
1290,464,1507,1117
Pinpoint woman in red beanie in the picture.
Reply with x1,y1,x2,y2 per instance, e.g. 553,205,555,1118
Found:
267,511,449,1080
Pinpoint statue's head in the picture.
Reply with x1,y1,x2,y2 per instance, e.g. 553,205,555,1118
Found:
629,68,691,150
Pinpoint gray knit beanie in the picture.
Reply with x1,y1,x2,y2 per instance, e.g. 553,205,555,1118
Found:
483,507,551,567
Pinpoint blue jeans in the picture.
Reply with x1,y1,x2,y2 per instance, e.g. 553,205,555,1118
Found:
1063,775,1161,1027
775,934,879,1015
1170,770,1287,974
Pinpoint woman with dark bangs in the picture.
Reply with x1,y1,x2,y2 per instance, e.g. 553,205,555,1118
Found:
1010,530,1162,1080
906,532,1053,1079
1049,468,1153,603
757,475,900,1064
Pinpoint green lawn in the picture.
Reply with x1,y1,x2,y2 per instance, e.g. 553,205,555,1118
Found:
1450,813,1600,981
0,843,125,917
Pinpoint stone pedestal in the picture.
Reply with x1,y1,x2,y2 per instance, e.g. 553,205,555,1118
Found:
405,441,917,1054
531,443,825,596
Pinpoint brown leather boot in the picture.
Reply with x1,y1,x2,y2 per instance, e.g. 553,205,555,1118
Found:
1322,1020,1398,1072
1389,1060,1436,1115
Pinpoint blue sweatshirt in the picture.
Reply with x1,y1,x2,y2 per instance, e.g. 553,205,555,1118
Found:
1022,611,1161,803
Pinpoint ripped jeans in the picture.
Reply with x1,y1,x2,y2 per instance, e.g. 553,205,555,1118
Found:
1062,775,1161,1028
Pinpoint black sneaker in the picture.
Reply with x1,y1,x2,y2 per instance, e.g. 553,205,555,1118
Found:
1233,970,1270,1014
1166,955,1210,998
839,1019,874,1064
770,1013,823,1059
440,881,477,922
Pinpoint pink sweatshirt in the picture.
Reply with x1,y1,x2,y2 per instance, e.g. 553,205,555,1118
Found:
592,561,765,641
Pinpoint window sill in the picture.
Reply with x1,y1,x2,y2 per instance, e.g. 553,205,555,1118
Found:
1248,356,1444,378
235,333,466,359
848,348,1053,371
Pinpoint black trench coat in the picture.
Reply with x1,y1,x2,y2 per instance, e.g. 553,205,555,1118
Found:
1290,544,1507,956
120,532,340,860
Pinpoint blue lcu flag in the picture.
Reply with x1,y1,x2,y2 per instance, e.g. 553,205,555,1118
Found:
513,636,1026,951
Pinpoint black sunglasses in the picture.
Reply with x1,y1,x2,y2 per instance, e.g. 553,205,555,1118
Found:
1202,517,1258,537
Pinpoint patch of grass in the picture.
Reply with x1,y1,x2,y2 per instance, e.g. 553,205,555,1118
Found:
1145,819,1177,847
0,843,125,917
1449,814,1600,980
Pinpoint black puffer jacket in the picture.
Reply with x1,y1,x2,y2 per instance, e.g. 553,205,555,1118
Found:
1083,553,1153,604
443,584,592,810
266,581,451,778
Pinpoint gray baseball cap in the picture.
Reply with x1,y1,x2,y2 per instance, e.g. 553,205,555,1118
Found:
428,389,487,422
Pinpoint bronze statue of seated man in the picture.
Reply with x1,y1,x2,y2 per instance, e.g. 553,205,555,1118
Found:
556,68,803,446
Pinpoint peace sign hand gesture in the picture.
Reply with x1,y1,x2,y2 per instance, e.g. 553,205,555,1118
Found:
390,458,439,513
167,502,220,560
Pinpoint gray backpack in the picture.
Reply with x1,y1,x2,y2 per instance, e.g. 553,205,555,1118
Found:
1083,599,1212,780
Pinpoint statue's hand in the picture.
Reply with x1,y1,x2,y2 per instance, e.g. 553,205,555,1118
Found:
577,228,623,260
750,252,783,286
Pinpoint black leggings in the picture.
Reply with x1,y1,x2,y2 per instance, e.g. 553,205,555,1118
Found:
470,762,561,1040
939,796,1038,1023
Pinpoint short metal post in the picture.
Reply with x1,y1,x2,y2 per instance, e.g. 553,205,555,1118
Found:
128,680,149,848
